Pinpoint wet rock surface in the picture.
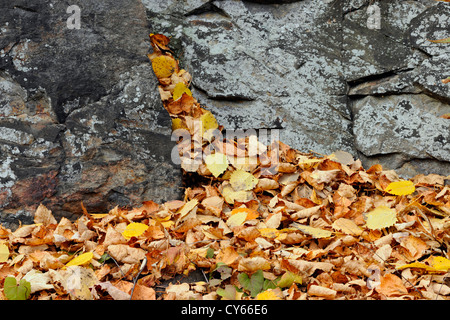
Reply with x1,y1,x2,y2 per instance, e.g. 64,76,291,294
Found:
0,0,449,227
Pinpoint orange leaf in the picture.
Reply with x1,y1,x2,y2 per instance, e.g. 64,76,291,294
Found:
149,33,171,51
230,207,259,220
427,37,450,43
377,274,408,297
166,93,195,114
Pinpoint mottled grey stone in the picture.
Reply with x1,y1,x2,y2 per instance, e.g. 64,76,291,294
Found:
352,94,450,176
0,0,182,225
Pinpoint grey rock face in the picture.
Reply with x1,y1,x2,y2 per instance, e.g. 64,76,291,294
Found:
353,94,450,177
0,0,449,227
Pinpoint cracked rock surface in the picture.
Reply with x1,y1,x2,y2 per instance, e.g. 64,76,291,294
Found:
0,0,449,227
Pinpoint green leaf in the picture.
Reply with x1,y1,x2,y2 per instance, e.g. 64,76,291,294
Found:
276,271,302,288
206,247,215,259
217,285,238,300
263,279,277,291
238,270,265,297
4,277,31,300
237,272,250,289
98,253,111,264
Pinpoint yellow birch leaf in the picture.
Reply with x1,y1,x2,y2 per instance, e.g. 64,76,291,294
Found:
66,252,94,267
332,218,362,236
172,82,192,101
430,256,450,272
291,223,332,239
221,184,252,204
151,55,177,79
396,261,433,271
200,110,218,132
0,243,9,263
230,170,259,191
122,222,149,240
226,211,248,228
177,199,199,219
256,289,282,300
365,206,397,230
205,153,229,178
171,118,187,131
397,256,450,273
384,180,415,196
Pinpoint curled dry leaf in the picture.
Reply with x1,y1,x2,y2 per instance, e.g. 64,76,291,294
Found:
377,273,408,297
238,257,271,273
332,218,362,236
308,285,337,300
34,204,57,226
108,245,146,264
291,223,333,239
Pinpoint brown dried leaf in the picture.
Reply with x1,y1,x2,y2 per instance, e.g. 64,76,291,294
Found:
34,204,57,226
377,273,408,297
238,256,271,273
308,285,337,300
107,244,146,264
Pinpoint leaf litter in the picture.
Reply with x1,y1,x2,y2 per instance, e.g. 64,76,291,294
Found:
0,34,450,300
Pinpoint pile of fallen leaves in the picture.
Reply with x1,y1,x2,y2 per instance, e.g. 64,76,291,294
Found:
0,35,449,300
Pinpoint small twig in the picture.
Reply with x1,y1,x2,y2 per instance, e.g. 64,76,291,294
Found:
106,253,126,279
201,269,209,283
130,257,148,300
